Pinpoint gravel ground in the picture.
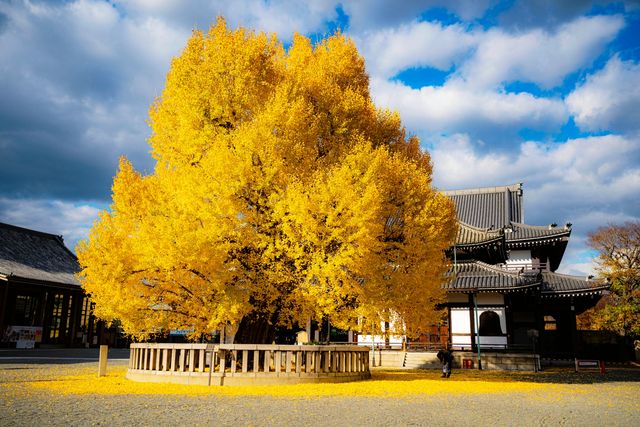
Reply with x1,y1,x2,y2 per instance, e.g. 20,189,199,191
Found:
1,361,639,427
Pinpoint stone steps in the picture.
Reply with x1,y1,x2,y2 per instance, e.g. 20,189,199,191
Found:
403,352,439,369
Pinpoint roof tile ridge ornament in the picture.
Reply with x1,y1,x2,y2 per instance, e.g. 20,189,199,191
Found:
507,221,573,238
458,221,504,234
468,259,529,277
441,182,523,196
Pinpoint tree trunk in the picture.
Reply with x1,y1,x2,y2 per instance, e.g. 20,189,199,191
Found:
234,311,276,344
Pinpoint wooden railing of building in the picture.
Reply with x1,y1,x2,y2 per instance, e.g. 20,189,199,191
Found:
127,343,370,386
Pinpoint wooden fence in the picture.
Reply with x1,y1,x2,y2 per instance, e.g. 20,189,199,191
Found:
127,343,370,386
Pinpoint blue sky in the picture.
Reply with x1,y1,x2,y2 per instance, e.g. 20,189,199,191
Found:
0,0,639,275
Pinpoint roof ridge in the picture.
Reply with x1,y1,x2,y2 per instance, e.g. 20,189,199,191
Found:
442,183,522,196
542,270,602,282
0,221,77,259
510,221,571,231
454,260,527,277
0,222,63,240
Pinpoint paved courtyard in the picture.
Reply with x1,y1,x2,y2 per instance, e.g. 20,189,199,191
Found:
1,351,639,426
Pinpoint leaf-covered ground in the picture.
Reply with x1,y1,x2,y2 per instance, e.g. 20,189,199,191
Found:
8,364,640,397
2,363,639,426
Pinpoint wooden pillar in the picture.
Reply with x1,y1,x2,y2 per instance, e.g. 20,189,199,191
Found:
570,298,578,358
242,350,249,373
274,350,281,374
295,350,302,374
219,350,226,373
0,283,8,337
188,348,195,372
286,351,292,373
68,292,78,346
468,293,477,352
504,293,513,347
535,292,544,356
59,292,70,345
305,351,312,373
198,348,205,372
254,350,260,373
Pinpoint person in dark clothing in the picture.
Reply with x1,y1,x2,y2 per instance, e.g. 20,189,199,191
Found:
436,349,453,378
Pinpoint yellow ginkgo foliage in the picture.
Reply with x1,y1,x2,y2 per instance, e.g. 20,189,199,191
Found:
76,18,457,343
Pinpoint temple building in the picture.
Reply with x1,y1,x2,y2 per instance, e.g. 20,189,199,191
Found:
443,183,609,358
0,222,100,348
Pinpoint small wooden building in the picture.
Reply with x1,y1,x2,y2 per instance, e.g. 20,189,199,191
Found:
0,222,98,348
444,184,609,358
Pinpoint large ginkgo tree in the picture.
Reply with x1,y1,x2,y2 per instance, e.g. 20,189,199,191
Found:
77,18,457,343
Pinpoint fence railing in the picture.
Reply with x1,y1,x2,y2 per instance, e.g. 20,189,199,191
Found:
127,343,370,386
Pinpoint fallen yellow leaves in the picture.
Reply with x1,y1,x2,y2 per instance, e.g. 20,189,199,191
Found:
26,367,556,397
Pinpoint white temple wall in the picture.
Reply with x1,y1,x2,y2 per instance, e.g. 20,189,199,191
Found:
449,302,508,350
357,316,405,348
506,249,532,270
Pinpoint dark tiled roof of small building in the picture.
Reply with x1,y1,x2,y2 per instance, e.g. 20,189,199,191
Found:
456,222,504,247
445,261,609,297
506,222,571,246
0,222,81,287
445,261,540,292
443,183,523,228
541,272,608,297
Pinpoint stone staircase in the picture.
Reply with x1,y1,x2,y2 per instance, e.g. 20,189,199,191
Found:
403,351,440,369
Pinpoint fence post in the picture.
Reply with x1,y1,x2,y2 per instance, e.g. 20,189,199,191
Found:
98,345,108,377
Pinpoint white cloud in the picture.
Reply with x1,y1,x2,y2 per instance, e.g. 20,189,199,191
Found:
458,15,624,89
0,198,104,252
356,15,622,144
432,134,640,212
0,0,187,198
370,78,567,139
566,56,640,133
355,14,624,86
354,21,477,78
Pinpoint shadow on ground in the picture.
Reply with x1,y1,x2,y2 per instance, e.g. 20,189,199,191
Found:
372,365,640,385
0,348,130,365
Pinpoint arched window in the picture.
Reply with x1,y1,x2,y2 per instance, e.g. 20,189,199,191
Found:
479,310,503,336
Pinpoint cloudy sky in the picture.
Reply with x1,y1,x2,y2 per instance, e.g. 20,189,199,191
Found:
0,0,639,275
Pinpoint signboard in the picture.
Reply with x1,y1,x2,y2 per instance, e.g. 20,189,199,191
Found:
169,329,193,336
3,326,43,348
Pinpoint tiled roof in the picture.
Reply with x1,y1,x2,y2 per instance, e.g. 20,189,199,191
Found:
506,222,571,245
445,261,540,292
445,260,609,297
443,183,523,228
541,272,608,297
456,222,504,247
0,222,81,287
